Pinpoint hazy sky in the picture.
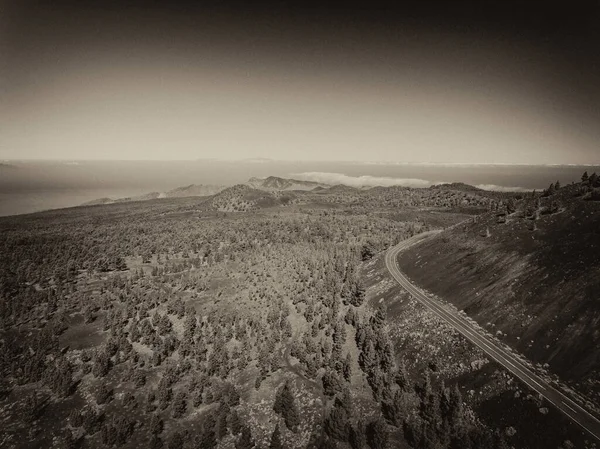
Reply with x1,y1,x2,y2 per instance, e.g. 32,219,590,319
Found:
1,1,599,164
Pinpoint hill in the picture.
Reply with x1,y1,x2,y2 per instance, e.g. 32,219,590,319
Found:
296,182,514,212
430,182,483,192
246,176,328,191
396,177,600,401
209,184,295,212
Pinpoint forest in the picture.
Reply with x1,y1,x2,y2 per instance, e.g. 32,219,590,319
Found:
0,179,595,449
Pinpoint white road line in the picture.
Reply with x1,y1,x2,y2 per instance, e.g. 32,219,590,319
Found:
563,402,579,414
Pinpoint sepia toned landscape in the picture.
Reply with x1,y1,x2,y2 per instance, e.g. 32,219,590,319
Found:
1,172,599,449
1,1,600,448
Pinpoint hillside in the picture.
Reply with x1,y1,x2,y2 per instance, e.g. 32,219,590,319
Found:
246,176,328,191
209,184,295,212
396,178,600,401
81,184,225,206
296,183,512,213
430,182,484,192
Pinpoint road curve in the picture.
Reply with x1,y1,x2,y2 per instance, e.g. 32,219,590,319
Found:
385,231,600,443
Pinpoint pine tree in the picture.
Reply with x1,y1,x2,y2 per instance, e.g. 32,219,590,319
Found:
269,424,284,449
273,381,301,432
229,410,243,435
447,385,465,436
58,430,78,449
382,390,410,427
371,306,386,329
366,419,389,449
355,320,367,349
333,320,346,346
348,420,367,449
336,386,354,418
395,361,410,392
324,402,350,441
273,382,286,414
171,391,187,418
582,171,589,182
198,414,217,449
236,425,255,449
367,368,387,401
322,370,344,397
150,414,164,435
506,198,516,214
168,431,185,449
350,280,366,306
148,435,164,449
217,402,230,439
157,378,173,410
342,353,352,382
420,384,440,429
227,386,241,407
344,308,356,326
96,382,113,405
358,340,377,372
417,372,432,404
438,383,452,431
379,342,394,374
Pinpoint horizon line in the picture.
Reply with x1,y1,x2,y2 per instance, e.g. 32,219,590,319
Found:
3,158,600,167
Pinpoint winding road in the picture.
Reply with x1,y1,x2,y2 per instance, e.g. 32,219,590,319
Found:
386,231,600,443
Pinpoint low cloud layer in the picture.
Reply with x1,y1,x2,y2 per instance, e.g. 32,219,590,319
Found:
475,184,529,192
292,172,434,188
292,172,530,192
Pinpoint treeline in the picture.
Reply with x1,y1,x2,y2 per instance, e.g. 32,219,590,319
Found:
323,304,510,449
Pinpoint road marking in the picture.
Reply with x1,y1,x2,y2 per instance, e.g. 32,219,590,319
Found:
563,402,578,414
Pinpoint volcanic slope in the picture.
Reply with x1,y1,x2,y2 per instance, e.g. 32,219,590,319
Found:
396,179,600,404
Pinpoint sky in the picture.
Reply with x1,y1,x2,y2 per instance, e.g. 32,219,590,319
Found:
1,1,599,164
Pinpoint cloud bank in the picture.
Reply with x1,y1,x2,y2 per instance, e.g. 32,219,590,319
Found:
292,172,434,188
292,172,530,192
475,184,529,192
